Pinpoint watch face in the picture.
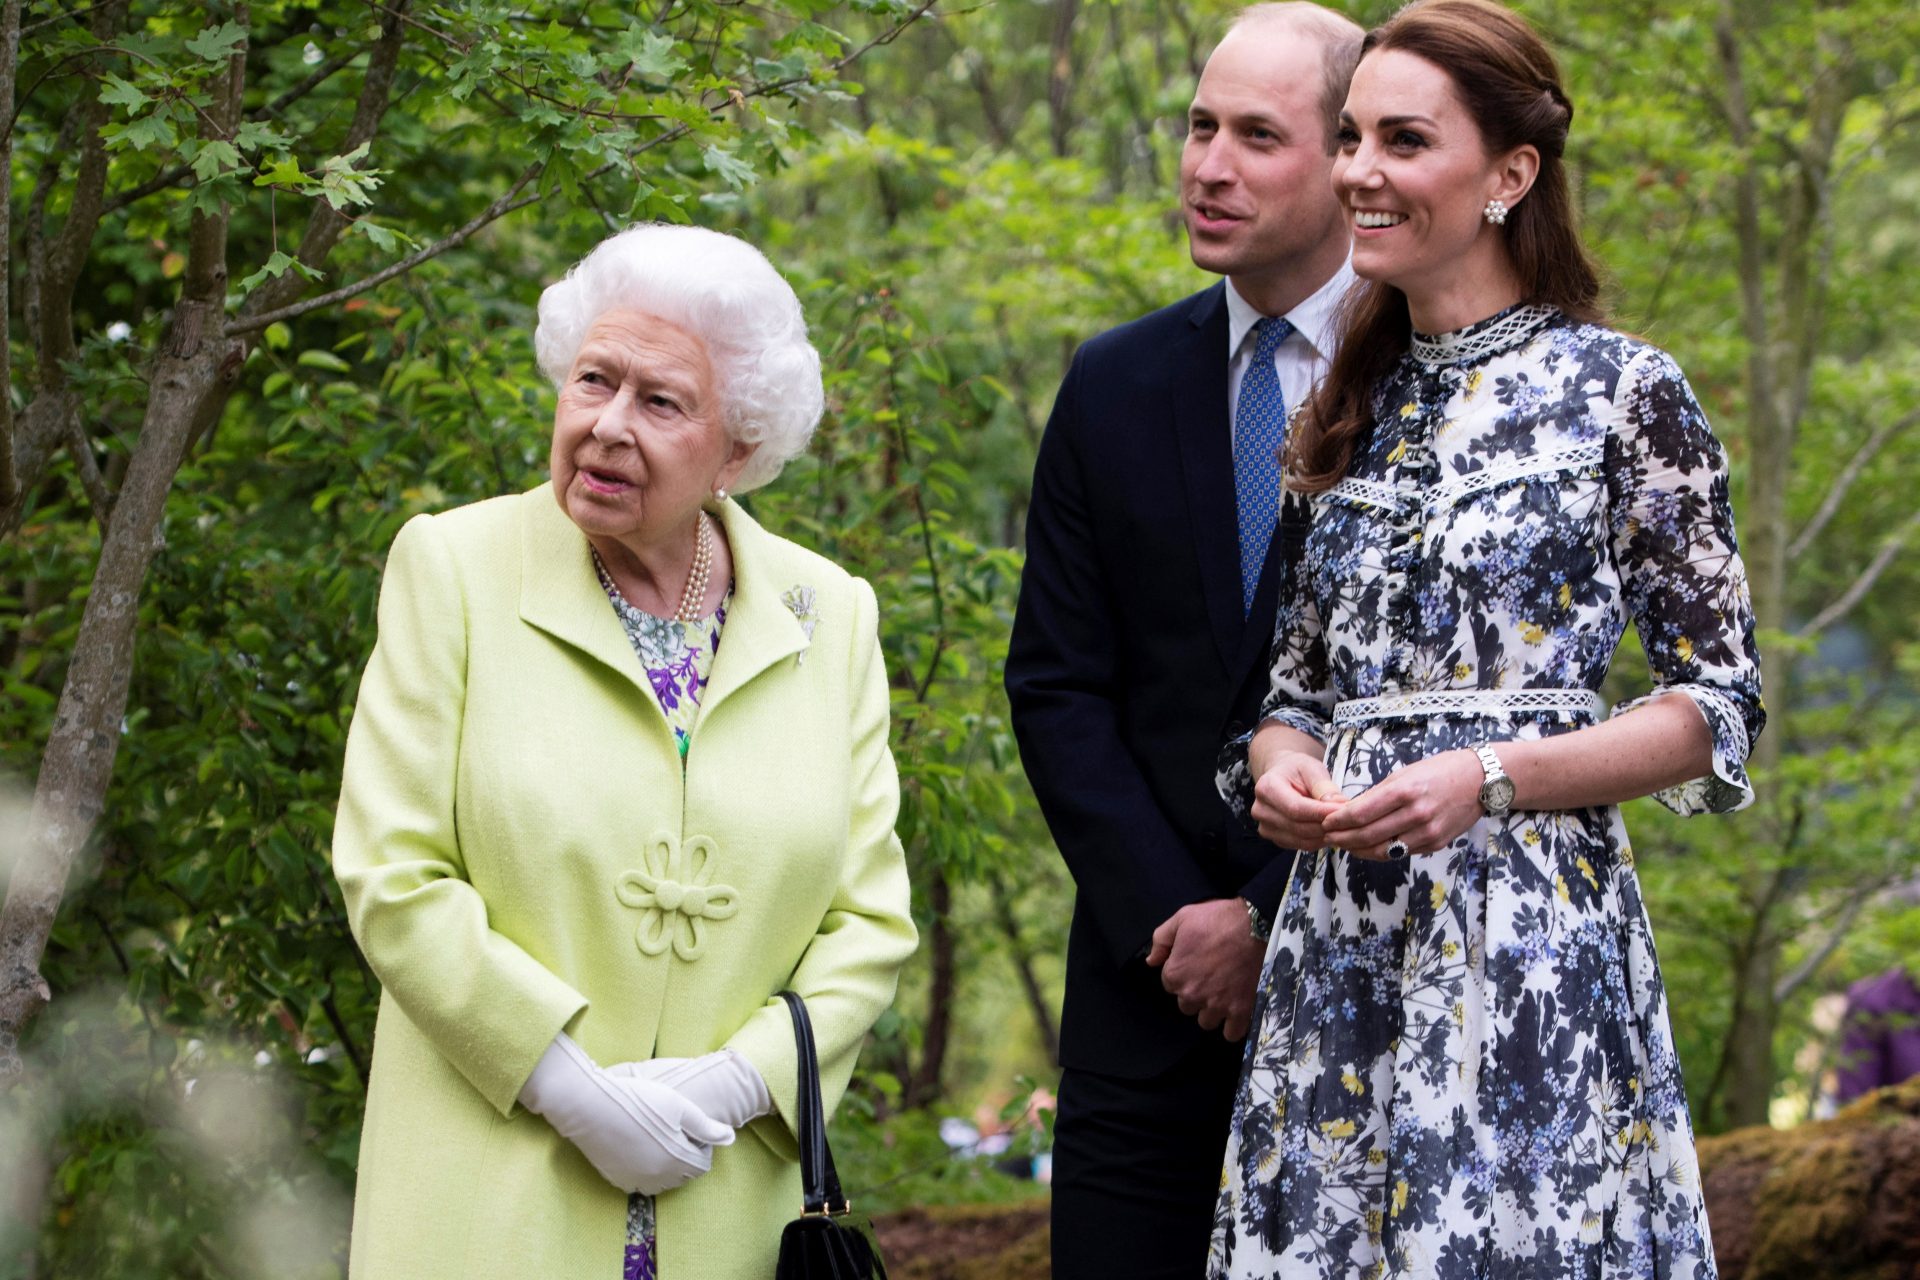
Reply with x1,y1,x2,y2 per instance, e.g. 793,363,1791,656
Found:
1482,776,1517,813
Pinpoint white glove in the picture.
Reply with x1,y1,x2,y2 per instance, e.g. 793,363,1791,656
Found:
518,1033,735,1194
611,1049,773,1130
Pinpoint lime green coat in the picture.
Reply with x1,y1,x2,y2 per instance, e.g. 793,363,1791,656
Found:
333,487,917,1279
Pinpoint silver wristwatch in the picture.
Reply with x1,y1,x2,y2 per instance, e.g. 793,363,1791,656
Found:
1475,744,1515,816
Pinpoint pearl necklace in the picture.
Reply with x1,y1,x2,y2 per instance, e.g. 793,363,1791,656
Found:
674,512,714,624
590,511,715,624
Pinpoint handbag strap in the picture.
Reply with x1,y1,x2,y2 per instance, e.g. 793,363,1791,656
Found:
777,990,850,1216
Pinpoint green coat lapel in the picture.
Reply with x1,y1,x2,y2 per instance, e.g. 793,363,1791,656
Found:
514,487,813,715
702,497,812,716
516,486,656,703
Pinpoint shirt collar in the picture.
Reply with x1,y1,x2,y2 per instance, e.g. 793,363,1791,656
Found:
1224,256,1357,362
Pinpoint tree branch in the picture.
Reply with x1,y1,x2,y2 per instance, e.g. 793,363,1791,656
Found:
34,0,122,371
0,0,22,513
239,0,412,321
1787,409,1920,560
1797,509,1920,638
100,47,360,216
225,159,547,335
63,413,115,530
1773,880,1890,1005
22,110,82,344
228,0,939,336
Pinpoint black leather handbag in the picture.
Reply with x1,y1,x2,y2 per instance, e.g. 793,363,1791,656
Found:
773,991,889,1280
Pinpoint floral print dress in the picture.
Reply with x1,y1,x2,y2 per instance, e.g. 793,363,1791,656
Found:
1210,305,1763,1280
594,552,732,1280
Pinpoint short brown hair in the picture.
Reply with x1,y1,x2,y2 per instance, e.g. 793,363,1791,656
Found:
1228,3,1366,153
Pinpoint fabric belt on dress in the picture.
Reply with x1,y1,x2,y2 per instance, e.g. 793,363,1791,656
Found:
1331,688,1605,726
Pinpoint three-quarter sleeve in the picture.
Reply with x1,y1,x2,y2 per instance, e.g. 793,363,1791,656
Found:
333,515,588,1115
1217,493,1337,818
1604,347,1765,815
724,576,917,1152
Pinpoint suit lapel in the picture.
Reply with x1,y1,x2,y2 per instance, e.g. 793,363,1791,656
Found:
1170,283,1243,673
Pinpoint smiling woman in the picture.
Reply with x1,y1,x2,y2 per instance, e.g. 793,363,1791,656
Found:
1210,3,1762,1278
330,224,916,1280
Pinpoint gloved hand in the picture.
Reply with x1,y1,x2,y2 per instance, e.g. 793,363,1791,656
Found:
518,1033,735,1194
611,1049,773,1130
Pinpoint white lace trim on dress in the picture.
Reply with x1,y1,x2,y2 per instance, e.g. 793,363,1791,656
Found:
1411,304,1559,366
1332,687,1605,725
1427,441,1605,508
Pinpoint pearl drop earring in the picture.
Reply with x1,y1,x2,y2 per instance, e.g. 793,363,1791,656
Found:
1483,199,1509,226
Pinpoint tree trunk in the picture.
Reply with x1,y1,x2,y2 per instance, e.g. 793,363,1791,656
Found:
1720,942,1780,1129
989,874,1059,1067
0,301,242,1083
1711,0,1792,1131
0,0,20,514
906,867,955,1108
1046,0,1079,159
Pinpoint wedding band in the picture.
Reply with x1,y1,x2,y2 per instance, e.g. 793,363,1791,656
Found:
1386,840,1410,860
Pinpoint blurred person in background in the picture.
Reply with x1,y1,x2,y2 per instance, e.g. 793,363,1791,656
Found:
1834,967,1920,1105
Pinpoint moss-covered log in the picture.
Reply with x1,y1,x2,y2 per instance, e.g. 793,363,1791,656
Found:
1700,1077,1920,1280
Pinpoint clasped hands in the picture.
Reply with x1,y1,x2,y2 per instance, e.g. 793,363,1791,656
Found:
1146,898,1264,1042
518,1033,771,1195
1252,746,1485,861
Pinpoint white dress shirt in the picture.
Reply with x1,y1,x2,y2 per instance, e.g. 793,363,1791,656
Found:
1225,259,1357,443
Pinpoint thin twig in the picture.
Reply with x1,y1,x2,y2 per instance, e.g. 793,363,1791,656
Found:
1773,879,1892,1004
100,48,363,215
225,159,549,335
63,411,115,528
1787,409,1920,559
228,0,939,337
1797,509,1920,638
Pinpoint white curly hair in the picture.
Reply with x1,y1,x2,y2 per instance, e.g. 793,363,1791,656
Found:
534,224,825,494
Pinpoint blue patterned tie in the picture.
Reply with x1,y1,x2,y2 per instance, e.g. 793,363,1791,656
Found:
1234,316,1293,614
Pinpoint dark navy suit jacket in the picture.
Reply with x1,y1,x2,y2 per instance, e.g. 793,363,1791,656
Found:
1006,283,1301,1079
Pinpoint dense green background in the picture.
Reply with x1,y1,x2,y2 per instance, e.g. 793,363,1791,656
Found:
2,0,1917,1274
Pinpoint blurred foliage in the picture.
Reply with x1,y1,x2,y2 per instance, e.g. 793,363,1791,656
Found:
3,0,1919,1272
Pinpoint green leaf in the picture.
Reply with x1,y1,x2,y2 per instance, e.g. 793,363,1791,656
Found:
232,120,290,153
254,155,307,188
184,20,247,61
105,111,176,152
614,27,686,80
241,249,301,291
702,143,757,191
190,140,241,181
263,323,292,352
297,350,352,373
313,143,383,211
99,73,147,111
351,220,418,254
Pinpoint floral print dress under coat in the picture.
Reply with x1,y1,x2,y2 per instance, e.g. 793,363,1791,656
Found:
595,551,732,1280
1211,306,1763,1280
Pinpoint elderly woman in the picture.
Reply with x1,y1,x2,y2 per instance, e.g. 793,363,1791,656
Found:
333,224,916,1279
1210,2,1762,1276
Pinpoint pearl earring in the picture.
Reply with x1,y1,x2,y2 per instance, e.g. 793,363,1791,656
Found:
1483,199,1509,226
713,486,729,502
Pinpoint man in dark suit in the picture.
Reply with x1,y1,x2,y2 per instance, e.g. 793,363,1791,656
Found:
1005,6,1363,1276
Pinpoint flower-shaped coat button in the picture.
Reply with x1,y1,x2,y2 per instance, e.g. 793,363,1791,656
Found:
616,834,739,961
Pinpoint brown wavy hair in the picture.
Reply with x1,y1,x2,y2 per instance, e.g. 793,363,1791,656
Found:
1288,0,1604,493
